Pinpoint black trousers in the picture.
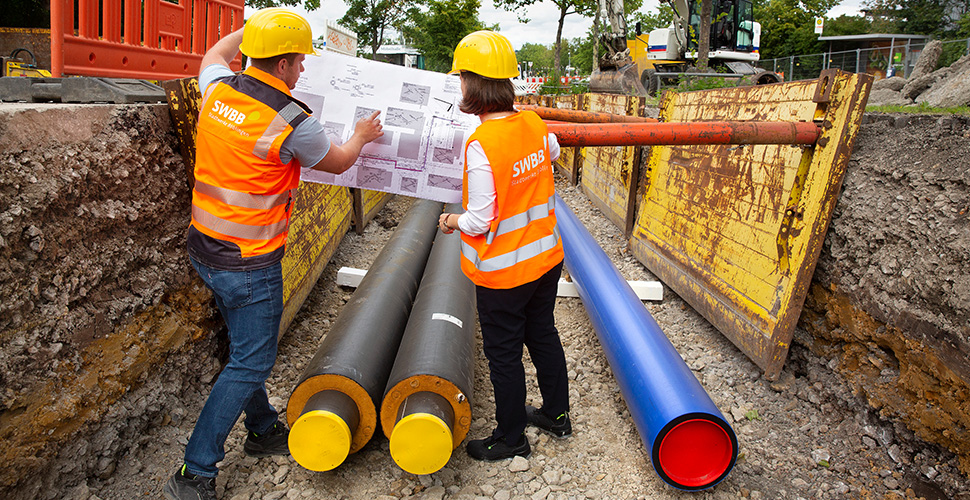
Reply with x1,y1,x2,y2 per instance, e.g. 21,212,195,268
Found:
476,260,569,445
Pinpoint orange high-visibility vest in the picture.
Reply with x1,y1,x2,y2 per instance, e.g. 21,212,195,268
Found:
460,110,564,289
191,66,312,262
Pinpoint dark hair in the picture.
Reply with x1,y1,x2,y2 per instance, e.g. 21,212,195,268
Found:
458,72,515,116
249,53,300,73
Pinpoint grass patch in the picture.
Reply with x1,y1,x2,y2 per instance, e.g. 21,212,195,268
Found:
679,76,743,92
867,102,970,115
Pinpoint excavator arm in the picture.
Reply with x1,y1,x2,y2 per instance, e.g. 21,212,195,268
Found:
589,0,648,95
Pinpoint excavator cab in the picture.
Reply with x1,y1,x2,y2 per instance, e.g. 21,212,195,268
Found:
684,0,759,61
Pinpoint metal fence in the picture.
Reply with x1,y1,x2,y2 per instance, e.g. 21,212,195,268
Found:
760,37,970,82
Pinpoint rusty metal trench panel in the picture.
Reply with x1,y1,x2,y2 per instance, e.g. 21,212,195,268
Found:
629,70,872,379
282,183,353,333
580,93,643,234
352,188,394,235
162,78,354,338
549,94,584,185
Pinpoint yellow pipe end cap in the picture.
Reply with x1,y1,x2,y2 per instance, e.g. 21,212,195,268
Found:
389,412,454,475
289,410,352,472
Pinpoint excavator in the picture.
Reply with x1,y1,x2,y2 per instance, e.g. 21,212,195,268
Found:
590,0,780,95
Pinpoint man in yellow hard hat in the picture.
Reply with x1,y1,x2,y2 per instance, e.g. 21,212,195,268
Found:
164,8,383,500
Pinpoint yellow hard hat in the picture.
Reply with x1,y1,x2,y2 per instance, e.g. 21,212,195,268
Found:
450,30,519,79
240,8,319,59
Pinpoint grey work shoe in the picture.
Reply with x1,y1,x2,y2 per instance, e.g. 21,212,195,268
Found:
526,405,572,438
243,421,290,457
163,466,216,500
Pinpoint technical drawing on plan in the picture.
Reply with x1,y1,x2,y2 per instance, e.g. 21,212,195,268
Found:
294,51,478,203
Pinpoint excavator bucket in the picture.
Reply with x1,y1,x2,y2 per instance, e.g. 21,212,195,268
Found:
589,62,647,96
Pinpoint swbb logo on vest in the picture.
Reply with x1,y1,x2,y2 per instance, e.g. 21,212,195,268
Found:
211,100,246,125
512,148,546,178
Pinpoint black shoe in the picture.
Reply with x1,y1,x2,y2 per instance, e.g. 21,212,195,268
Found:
466,433,531,461
243,421,290,457
527,405,572,438
163,466,216,500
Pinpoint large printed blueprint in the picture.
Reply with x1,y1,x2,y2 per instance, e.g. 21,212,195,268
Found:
293,51,477,203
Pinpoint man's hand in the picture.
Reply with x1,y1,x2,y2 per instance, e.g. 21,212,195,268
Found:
311,110,384,174
354,110,384,143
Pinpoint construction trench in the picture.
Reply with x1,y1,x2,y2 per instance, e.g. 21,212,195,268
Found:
0,71,968,499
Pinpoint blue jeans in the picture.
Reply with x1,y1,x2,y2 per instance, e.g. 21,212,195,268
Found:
185,258,283,477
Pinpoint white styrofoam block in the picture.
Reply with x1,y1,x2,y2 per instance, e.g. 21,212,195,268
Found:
339,267,664,301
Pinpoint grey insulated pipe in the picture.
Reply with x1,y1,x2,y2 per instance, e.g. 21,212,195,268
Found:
286,198,443,472
380,204,477,475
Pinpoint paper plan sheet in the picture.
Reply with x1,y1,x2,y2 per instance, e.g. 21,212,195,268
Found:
293,51,477,203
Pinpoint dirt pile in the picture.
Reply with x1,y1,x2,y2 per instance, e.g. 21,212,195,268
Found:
802,112,970,474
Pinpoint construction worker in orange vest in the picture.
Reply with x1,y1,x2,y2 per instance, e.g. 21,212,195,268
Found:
165,8,383,500
438,30,572,461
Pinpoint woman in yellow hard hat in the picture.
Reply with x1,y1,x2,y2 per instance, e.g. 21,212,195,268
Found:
438,30,572,461
164,8,383,500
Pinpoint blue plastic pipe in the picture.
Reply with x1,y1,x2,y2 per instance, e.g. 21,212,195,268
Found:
554,195,738,490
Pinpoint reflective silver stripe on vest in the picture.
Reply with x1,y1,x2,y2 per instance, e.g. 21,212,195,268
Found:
200,82,217,109
253,102,305,160
486,195,556,245
194,180,294,210
192,204,289,241
461,225,561,273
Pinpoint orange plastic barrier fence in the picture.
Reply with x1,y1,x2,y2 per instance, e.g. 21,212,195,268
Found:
50,0,244,80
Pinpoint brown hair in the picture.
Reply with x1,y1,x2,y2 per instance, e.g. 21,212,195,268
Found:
458,71,515,116
249,53,300,73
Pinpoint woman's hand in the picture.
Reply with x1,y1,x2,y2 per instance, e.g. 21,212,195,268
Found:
438,213,456,234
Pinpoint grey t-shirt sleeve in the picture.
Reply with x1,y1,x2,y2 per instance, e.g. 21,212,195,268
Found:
199,64,234,91
279,117,331,167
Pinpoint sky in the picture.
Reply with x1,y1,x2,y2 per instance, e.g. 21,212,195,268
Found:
247,0,865,51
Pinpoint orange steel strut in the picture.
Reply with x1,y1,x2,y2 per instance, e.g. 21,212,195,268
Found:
516,105,658,123
548,121,822,147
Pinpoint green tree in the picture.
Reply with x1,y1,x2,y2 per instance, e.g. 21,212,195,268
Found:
568,35,596,74
494,0,600,82
629,4,676,35
340,0,421,58
402,0,488,72
517,42,555,76
0,0,49,28
959,12,970,36
755,0,839,59
862,0,957,35
822,14,872,37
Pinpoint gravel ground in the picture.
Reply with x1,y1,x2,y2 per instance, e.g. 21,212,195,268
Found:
81,176,966,500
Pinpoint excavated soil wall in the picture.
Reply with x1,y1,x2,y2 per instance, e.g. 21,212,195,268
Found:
800,113,970,473
0,104,223,497
0,104,967,496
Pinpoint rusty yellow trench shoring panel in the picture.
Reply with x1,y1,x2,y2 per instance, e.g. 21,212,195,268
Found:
629,69,873,380
162,78,354,338
547,95,585,185
580,93,645,235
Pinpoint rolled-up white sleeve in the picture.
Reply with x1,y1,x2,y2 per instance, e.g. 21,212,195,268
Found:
548,132,560,162
456,140,495,236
